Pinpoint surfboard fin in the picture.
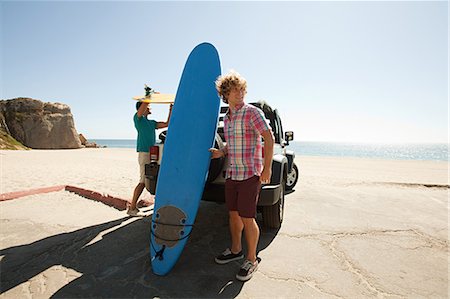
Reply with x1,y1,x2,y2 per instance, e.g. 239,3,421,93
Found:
144,84,155,97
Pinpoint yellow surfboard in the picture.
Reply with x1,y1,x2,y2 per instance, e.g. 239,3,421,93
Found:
132,93,175,104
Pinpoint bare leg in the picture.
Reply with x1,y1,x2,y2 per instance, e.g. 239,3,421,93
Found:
229,211,244,253
129,183,145,210
241,217,259,263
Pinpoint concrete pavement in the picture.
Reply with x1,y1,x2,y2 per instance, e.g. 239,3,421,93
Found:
1,179,448,298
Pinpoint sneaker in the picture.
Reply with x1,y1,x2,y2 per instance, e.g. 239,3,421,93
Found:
215,248,244,265
127,208,143,217
236,259,258,281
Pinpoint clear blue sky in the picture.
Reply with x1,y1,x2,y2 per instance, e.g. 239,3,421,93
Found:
1,1,448,143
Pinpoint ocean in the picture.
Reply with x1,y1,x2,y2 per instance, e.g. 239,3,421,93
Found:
90,139,448,162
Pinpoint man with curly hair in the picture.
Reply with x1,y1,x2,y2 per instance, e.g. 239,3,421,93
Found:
210,70,274,281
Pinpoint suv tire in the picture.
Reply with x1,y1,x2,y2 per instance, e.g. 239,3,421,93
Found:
285,163,298,191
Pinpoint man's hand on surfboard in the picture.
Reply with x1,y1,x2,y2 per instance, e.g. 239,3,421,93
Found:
209,148,224,159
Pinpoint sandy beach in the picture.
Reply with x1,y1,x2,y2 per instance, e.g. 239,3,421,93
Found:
0,148,448,298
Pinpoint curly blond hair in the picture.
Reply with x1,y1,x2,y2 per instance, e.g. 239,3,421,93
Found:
215,70,247,104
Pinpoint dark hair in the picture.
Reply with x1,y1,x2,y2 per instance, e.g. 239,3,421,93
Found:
136,102,143,111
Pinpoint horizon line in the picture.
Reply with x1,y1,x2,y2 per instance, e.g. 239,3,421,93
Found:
88,138,449,145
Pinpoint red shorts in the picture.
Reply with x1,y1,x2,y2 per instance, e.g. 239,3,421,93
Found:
225,176,261,218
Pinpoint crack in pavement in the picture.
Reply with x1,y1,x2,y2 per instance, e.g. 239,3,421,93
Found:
280,229,448,249
258,271,345,299
350,182,449,189
23,280,32,299
326,238,404,298
278,228,449,298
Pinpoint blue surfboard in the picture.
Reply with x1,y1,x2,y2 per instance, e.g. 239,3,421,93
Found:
150,43,221,275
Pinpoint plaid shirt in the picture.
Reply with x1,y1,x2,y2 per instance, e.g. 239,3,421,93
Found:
223,103,271,181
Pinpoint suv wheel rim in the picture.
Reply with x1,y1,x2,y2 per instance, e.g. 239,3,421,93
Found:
287,169,297,187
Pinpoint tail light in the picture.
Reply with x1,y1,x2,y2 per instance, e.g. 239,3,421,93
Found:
150,146,159,161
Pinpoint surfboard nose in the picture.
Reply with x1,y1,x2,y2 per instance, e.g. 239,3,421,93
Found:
189,42,220,62
194,42,217,51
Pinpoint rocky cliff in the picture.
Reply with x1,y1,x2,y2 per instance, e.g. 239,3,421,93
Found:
0,98,82,149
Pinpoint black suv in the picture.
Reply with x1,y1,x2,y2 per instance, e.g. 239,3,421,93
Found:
145,101,298,229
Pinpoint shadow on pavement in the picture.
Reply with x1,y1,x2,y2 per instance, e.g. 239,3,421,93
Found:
285,188,296,195
0,201,279,298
